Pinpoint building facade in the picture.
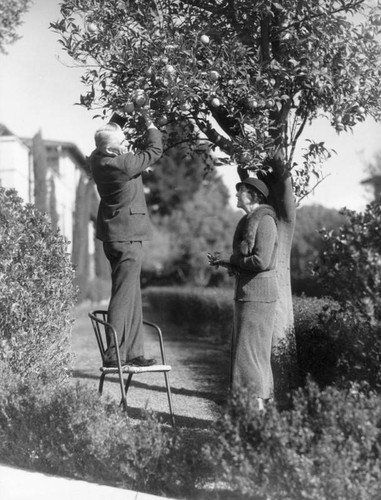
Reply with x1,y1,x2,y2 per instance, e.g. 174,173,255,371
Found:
0,124,106,300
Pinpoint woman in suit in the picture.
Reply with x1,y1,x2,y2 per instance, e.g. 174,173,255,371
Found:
209,177,278,410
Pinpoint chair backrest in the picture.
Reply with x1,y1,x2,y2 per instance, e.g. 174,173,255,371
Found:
89,310,168,367
88,310,113,364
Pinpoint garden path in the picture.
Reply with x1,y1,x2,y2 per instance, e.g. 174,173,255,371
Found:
71,300,231,428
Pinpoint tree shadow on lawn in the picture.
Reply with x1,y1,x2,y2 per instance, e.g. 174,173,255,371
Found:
71,369,225,402
70,370,219,428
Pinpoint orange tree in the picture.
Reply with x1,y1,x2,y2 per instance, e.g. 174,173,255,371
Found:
51,0,381,367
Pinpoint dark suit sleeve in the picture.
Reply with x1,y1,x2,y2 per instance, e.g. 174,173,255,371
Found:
230,216,277,271
116,128,163,178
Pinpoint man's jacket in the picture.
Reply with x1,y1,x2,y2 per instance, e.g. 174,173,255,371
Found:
90,128,162,242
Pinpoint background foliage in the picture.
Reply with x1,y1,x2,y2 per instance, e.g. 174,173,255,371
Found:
314,202,381,321
0,0,32,53
291,204,346,295
141,152,239,286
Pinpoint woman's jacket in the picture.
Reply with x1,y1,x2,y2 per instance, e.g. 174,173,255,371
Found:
229,204,278,302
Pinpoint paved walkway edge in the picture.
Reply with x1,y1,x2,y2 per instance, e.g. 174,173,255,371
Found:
0,464,177,500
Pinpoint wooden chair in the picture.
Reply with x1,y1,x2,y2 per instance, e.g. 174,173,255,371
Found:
88,310,175,427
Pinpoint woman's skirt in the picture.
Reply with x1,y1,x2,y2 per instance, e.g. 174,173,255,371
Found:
231,300,276,399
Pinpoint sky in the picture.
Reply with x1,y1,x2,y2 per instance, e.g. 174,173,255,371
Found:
1,0,380,212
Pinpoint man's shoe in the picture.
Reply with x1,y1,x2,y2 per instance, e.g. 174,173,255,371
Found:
127,356,157,367
103,359,127,368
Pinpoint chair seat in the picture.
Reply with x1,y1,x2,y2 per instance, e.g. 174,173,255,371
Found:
100,364,171,374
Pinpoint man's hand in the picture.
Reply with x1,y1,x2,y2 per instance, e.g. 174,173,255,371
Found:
136,101,156,129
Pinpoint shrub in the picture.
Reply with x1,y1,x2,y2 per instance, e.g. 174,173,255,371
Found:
293,296,340,386
0,188,77,383
204,381,381,500
311,307,381,392
0,371,207,498
293,296,381,391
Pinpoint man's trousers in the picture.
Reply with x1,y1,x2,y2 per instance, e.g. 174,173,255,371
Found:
103,240,145,364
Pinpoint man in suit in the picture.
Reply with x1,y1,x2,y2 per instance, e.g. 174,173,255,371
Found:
90,107,162,367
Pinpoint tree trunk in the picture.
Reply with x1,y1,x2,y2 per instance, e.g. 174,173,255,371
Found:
32,130,47,213
72,171,93,300
267,166,296,343
260,154,298,405
48,176,59,231
89,185,110,281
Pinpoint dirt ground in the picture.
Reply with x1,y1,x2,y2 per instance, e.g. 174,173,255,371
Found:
71,300,231,428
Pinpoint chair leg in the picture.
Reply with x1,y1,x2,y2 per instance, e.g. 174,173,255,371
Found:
124,373,133,394
164,372,176,427
117,371,128,413
119,373,133,411
99,372,107,395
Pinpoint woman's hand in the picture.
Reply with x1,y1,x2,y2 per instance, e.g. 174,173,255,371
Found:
208,252,231,268
208,251,238,276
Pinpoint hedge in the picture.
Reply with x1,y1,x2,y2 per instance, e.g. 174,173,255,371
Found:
145,287,381,391
144,286,234,342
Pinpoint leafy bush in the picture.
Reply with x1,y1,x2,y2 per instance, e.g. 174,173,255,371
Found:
313,202,381,321
0,188,77,383
294,296,381,391
293,295,340,386
309,307,381,392
0,371,207,498
204,381,381,500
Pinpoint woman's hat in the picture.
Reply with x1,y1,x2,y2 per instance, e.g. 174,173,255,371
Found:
235,178,269,199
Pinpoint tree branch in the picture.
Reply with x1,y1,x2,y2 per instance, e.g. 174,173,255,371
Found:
162,138,197,154
289,111,309,165
296,173,331,206
260,13,271,63
191,112,233,156
170,0,227,15
277,0,366,36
